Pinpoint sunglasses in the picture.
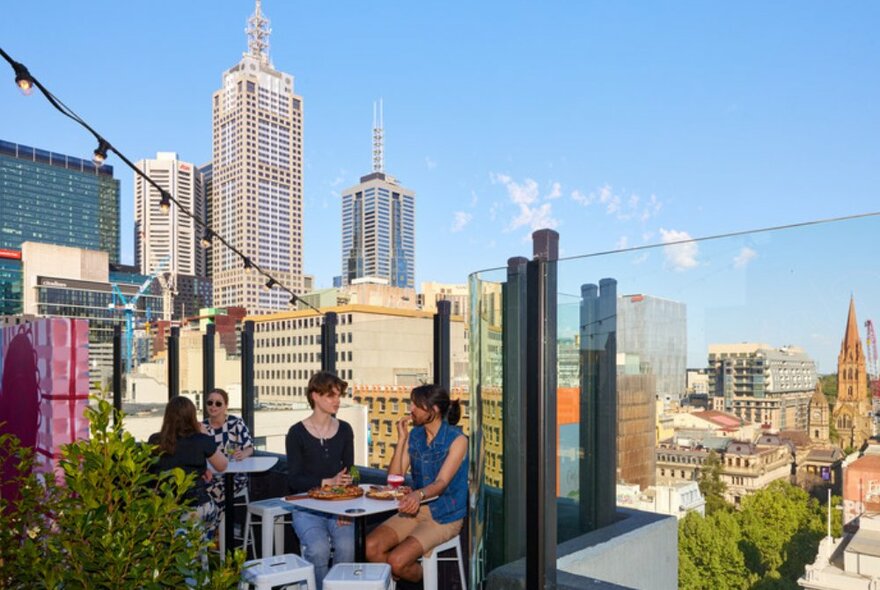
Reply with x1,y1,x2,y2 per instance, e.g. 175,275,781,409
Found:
206,400,224,407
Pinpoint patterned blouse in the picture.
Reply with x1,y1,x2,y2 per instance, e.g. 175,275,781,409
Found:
202,415,254,505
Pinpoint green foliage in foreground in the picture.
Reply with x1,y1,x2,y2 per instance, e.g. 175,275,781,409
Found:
679,480,840,590
0,399,244,589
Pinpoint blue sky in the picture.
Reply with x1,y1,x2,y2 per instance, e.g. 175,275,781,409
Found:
2,1,879,370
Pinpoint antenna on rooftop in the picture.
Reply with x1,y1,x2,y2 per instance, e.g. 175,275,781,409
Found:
372,99,384,173
246,0,272,63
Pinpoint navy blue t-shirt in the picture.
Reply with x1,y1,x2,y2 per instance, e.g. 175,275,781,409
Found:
150,432,217,505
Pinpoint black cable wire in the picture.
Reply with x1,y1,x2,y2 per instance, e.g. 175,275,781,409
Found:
1,46,309,311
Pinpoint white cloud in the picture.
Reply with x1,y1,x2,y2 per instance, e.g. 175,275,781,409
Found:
659,228,699,271
491,173,559,232
450,211,473,233
425,156,437,170
570,184,663,222
489,201,500,221
545,182,562,200
616,236,629,250
469,191,479,208
571,189,593,205
733,246,757,269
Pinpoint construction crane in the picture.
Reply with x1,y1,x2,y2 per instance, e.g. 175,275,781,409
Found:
867,320,880,399
108,257,169,374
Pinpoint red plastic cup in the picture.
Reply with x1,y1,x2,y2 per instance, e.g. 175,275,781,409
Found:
387,474,405,490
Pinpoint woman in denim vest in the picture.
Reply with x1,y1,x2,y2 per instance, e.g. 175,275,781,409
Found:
365,384,467,583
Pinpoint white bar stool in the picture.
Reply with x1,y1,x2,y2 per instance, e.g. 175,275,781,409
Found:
243,497,294,559
238,554,316,590
324,563,394,590
421,535,466,590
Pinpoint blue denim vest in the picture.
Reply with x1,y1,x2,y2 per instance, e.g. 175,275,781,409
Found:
409,420,468,524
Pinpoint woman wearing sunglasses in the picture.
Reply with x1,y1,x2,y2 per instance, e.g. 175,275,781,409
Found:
202,388,254,531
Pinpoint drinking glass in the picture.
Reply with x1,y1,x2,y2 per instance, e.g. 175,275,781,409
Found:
387,474,405,490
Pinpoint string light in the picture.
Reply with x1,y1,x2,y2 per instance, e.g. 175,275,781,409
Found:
264,278,276,290
11,61,33,96
159,193,171,214
93,139,110,166
200,228,213,248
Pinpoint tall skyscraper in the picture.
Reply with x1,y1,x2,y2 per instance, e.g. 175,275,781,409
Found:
211,1,303,312
0,139,120,314
199,162,213,278
134,152,206,277
341,102,416,289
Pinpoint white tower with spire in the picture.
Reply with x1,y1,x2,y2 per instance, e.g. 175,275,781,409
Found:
246,0,272,63
372,99,384,173
341,102,416,289
211,1,304,312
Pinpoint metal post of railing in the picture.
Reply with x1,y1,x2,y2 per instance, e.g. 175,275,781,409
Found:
241,321,255,436
202,322,215,415
503,256,529,565
167,326,180,400
525,229,558,590
579,278,618,532
321,311,338,374
433,300,451,391
112,323,123,423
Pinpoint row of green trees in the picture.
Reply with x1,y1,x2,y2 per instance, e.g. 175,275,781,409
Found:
680,452,841,590
0,400,244,589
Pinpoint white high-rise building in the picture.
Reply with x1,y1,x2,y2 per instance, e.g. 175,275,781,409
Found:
134,152,205,277
211,0,303,313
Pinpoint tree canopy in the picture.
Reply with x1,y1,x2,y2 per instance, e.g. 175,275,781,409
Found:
679,480,838,590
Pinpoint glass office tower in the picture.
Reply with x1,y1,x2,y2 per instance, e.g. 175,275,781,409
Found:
0,139,120,314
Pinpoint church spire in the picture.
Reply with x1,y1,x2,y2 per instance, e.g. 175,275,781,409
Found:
843,296,862,355
246,0,272,63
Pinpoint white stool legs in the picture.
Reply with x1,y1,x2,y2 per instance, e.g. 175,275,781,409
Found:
421,535,466,590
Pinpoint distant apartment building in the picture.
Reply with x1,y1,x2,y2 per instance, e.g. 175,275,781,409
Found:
199,163,213,277
0,139,120,315
656,438,792,505
671,409,757,442
134,152,210,320
842,454,880,528
617,294,687,402
18,242,161,384
419,282,468,321
617,373,657,489
350,384,470,469
616,482,705,519
211,2,304,312
134,152,206,278
247,304,467,403
709,343,817,431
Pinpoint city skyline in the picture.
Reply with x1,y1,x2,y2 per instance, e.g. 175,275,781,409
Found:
1,1,878,371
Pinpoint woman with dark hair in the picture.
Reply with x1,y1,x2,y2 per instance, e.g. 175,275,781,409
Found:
286,371,355,588
150,396,228,532
365,384,467,584
202,388,254,530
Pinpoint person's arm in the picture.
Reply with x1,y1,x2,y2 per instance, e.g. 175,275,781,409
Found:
388,417,411,475
398,435,467,515
342,422,354,469
204,437,228,473
234,417,255,460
